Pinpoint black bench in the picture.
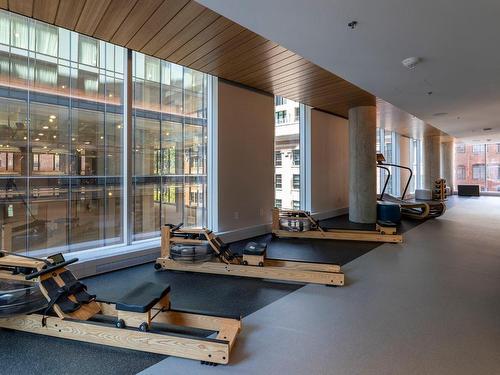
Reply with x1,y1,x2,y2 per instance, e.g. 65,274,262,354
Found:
458,184,480,196
113,282,171,313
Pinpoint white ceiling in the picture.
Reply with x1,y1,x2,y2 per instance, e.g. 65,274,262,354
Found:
197,0,500,143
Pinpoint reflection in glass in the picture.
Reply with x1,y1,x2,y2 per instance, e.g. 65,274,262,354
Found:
132,51,208,240
0,9,124,255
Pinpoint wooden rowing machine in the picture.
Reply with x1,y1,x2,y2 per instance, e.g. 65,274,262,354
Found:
272,208,403,243
155,224,344,286
0,251,241,365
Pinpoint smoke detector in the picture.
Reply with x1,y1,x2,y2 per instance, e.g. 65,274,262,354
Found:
402,57,421,69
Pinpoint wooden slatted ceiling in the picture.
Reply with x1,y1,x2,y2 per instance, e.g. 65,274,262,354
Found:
2,0,375,117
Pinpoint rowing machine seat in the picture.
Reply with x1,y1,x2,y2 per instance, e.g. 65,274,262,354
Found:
243,242,267,256
114,282,170,313
377,201,401,223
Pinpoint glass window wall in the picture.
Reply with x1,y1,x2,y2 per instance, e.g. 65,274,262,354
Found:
132,52,208,241
0,10,211,256
274,96,301,209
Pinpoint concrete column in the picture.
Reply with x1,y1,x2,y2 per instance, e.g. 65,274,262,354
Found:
441,140,455,193
348,106,377,223
423,135,442,190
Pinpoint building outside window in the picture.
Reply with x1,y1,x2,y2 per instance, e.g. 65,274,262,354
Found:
472,144,485,155
275,199,282,208
0,10,211,255
292,200,300,210
456,143,465,153
275,174,282,189
472,164,486,180
274,96,301,209
292,149,300,166
275,110,286,124
456,165,466,180
275,151,282,167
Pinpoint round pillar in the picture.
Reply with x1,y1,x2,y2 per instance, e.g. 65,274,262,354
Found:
424,135,442,190
348,106,377,223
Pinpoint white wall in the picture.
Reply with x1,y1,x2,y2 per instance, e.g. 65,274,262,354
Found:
217,81,275,239
310,109,349,218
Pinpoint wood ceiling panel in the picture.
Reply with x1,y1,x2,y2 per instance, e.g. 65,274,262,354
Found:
237,55,308,84
8,0,33,17
1,0,409,120
55,0,86,30
189,31,260,70
166,16,233,63
33,0,59,24
249,62,325,90
207,41,283,76
154,9,220,59
76,0,112,36
121,0,187,49
225,50,298,81
139,1,205,55
93,0,138,41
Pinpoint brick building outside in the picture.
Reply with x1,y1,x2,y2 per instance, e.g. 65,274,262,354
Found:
454,143,500,192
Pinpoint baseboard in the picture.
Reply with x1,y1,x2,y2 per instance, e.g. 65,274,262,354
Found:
70,246,160,279
217,223,272,243
311,207,349,221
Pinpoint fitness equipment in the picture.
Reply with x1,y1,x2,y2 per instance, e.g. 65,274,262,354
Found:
377,153,446,219
155,223,344,286
0,250,241,365
272,208,403,244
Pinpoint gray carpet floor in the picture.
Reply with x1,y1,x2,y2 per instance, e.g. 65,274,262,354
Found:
140,196,500,375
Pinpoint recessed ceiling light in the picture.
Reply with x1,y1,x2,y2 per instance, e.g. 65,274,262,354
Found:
42,125,49,129
84,141,90,145
38,133,44,136
49,115,56,119
34,138,40,141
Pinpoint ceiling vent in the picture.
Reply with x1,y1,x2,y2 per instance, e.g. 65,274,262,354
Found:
483,127,492,131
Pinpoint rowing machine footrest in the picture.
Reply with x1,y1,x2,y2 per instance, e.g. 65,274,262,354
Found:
243,242,267,256
377,202,401,223
41,278,81,314
58,270,96,304
114,282,171,313
376,220,397,227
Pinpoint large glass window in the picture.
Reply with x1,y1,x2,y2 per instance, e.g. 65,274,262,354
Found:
0,10,212,256
409,138,423,193
0,10,125,255
454,142,500,192
132,52,208,241
274,96,301,209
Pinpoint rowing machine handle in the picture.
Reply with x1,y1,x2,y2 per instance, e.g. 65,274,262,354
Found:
166,222,183,232
25,258,79,280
